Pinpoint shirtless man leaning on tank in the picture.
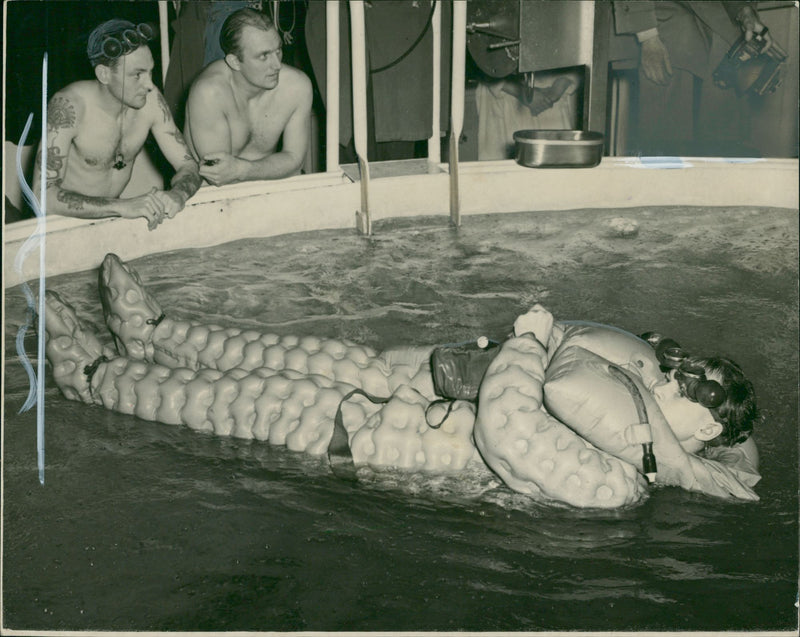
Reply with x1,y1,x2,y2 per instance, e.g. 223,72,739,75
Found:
33,19,201,230
184,8,313,186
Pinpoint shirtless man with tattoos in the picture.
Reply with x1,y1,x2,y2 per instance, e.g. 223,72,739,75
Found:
184,8,312,186
32,19,201,230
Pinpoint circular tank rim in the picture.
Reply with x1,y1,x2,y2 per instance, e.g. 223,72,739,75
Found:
4,157,798,289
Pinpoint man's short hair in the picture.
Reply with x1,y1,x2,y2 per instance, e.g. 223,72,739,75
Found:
220,7,276,59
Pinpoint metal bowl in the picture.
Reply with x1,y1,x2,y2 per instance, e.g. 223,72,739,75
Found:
513,130,604,168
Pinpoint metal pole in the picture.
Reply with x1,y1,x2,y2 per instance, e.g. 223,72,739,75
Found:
349,0,371,234
158,1,170,86
326,0,340,173
428,0,442,165
450,0,467,226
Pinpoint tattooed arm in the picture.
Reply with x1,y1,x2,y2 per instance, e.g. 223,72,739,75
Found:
32,90,166,229
149,91,201,216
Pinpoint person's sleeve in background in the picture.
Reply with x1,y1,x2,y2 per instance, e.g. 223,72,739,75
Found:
613,1,658,36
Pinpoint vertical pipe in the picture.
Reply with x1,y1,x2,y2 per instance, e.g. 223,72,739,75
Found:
588,0,610,151
449,0,467,226
326,0,340,173
349,0,371,234
451,0,467,135
428,0,442,165
349,0,369,165
158,1,170,86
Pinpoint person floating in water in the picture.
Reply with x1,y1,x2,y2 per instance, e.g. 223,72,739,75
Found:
32,19,201,230
43,254,760,508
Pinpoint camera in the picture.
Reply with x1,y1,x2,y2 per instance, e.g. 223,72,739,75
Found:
713,31,788,97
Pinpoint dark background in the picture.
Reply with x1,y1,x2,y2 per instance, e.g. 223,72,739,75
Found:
4,0,316,146
6,1,162,145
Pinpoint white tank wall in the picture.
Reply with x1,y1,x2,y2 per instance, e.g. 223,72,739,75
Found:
4,158,798,289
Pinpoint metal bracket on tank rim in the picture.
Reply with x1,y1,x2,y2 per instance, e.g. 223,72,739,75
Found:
449,132,461,227
355,155,372,235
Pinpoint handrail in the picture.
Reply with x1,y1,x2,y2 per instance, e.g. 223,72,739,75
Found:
349,0,371,234
449,0,467,226
429,0,442,165
326,1,340,173
331,1,457,233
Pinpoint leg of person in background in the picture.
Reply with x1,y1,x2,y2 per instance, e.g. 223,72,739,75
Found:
632,69,697,156
696,75,756,156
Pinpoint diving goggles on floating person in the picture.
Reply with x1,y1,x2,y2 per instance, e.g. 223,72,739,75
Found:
640,332,727,409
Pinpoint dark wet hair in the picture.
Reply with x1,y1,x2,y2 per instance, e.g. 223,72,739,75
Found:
219,8,276,59
690,356,759,446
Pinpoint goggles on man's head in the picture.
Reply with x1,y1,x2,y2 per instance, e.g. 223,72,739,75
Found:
640,332,727,410
88,22,155,65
